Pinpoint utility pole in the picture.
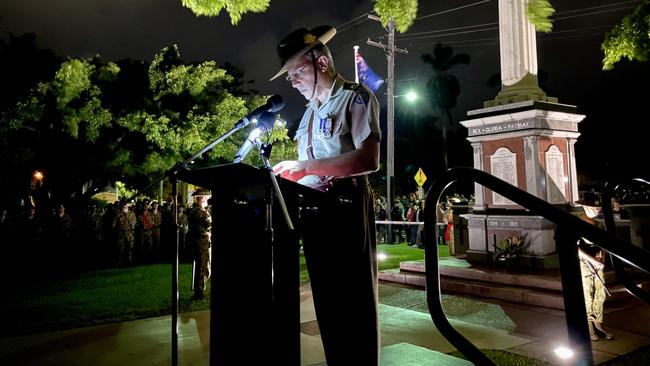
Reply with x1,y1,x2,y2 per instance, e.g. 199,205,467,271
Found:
367,15,407,242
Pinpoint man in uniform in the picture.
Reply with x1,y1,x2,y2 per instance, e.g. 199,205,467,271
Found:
187,188,212,300
113,201,136,266
271,25,381,365
577,192,614,341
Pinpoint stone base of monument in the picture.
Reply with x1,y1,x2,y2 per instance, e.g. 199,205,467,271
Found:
464,213,559,269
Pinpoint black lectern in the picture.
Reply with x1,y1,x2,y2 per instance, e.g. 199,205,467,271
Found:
178,163,323,365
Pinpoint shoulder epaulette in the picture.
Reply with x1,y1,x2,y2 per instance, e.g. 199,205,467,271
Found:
343,82,362,91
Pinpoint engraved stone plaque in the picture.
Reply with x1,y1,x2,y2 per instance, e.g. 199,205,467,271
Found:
545,145,566,203
490,147,518,205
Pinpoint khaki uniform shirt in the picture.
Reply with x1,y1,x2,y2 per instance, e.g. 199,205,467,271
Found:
294,75,381,189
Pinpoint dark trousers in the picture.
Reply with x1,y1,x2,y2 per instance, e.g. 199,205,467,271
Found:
301,178,379,366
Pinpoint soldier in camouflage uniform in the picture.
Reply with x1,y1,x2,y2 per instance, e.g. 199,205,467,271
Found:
187,188,211,299
113,201,137,266
577,192,614,341
150,201,163,260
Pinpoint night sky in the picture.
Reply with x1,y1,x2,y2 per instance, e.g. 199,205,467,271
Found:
2,0,648,183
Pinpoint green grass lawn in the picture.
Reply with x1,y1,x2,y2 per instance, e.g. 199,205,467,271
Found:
377,242,448,270
2,263,203,337
3,243,444,337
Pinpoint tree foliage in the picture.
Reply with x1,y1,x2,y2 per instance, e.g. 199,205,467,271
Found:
373,0,418,33
527,0,555,33
601,0,650,70
526,0,649,70
181,0,270,24
2,40,294,204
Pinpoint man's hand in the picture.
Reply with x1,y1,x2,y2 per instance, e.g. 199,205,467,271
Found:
273,160,308,182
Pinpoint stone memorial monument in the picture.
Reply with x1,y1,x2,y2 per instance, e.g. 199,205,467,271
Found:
460,0,586,268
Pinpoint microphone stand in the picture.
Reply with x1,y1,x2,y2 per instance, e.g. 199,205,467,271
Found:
257,141,294,232
134,121,252,366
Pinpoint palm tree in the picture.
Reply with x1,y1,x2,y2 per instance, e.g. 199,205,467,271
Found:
421,44,469,170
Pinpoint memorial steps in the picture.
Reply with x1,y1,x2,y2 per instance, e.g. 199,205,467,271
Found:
378,258,648,310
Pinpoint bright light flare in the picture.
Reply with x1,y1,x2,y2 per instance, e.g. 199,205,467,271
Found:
33,171,43,180
377,252,389,261
553,346,574,359
405,91,418,103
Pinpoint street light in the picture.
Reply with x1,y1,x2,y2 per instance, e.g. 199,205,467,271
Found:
405,90,418,103
32,170,44,190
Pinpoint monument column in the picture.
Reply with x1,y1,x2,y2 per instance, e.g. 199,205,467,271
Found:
487,0,556,107
459,0,587,268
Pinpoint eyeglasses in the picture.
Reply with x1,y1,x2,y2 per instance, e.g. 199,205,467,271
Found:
285,62,311,83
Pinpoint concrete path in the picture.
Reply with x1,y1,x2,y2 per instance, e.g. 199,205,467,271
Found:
0,284,648,365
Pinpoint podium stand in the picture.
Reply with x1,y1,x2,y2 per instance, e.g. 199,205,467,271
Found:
178,163,323,365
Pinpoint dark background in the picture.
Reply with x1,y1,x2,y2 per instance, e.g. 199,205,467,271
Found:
2,0,648,194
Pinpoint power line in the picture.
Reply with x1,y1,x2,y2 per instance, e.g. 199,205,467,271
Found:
397,26,498,42
552,5,639,21
539,32,612,42
337,17,370,34
415,0,492,21
396,22,498,38
406,36,499,50
336,12,370,31
542,24,614,36
402,23,617,50
331,33,383,55
400,1,638,42
553,0,641,16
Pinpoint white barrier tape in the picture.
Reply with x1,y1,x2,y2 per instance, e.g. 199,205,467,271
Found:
375,220,425,226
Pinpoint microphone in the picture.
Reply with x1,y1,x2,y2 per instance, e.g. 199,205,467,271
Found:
233,94,284,130
232,111,276,163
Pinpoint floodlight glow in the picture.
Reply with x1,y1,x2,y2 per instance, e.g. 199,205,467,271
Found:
33,171,43,180
405,91,418,103
377,252,388,261
553,346,574,359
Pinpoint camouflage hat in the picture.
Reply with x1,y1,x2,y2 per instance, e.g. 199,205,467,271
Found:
192,188,211,197
269,25,336,81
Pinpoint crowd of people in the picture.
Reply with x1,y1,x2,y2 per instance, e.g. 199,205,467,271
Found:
0,198,200,280
372,191,467,251
0,188,469,283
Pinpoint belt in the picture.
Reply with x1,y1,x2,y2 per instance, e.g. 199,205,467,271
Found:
327,176,368,192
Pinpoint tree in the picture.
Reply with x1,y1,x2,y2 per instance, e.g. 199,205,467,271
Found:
601,0,650,70
526,0,650,70
373,0,418,33
527,0,555,33
3,42,294,206
421,44,470,170
181,0,270,24
180,0,419,33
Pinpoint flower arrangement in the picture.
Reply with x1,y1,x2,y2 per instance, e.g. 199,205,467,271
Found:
493,235,525,263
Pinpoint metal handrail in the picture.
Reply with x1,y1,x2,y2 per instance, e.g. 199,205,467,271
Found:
422,167,650,366
601,178,650,304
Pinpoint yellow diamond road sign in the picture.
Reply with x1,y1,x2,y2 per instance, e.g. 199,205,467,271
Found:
414,168,427,187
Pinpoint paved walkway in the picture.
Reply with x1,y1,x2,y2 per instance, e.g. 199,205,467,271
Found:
0,283,649,365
